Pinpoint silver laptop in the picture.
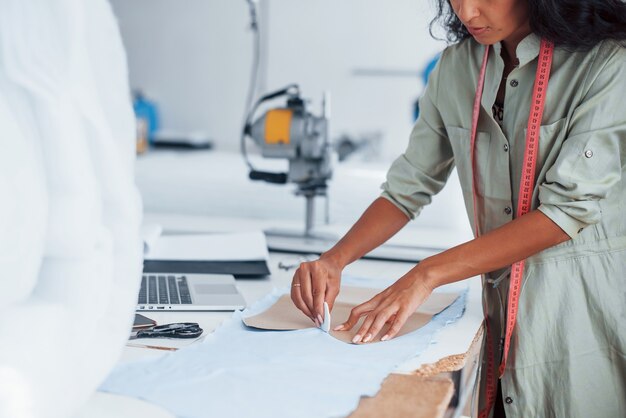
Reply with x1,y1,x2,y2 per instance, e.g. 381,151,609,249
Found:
137,273,246,311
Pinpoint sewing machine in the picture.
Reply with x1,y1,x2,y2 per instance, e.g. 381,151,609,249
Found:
242,84,333,237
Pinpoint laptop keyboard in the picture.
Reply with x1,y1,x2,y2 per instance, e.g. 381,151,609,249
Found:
138,275,192,305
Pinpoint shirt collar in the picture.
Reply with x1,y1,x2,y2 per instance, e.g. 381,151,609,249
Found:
492,33,541,67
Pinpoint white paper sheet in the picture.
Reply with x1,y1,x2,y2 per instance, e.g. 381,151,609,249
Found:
144,231,269,261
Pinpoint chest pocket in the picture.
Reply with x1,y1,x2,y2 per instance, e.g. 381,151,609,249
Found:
523,118,568,182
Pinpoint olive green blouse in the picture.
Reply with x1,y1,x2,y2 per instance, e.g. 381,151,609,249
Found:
381,34,625,417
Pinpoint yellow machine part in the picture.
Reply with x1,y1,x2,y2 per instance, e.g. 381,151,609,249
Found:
264,109,292,145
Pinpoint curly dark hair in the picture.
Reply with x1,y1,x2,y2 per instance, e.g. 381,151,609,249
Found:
430,0,626,49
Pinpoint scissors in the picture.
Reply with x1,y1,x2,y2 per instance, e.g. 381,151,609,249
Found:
130,322,204,339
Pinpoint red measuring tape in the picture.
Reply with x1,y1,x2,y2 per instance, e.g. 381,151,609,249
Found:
471,39,554,418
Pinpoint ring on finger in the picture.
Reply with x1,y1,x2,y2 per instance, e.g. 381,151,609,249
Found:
292,283,301,287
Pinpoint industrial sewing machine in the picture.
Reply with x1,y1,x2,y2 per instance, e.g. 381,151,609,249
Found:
241,84,333,237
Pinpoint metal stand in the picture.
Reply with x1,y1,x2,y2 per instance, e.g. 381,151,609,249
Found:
295,184,328,237
304,193,315,237
263,184,338,252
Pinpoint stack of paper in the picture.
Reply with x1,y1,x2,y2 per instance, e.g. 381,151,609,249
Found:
143,231,270,278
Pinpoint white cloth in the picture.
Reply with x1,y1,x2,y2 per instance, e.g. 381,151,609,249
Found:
101,282,468,418
0,1,142,417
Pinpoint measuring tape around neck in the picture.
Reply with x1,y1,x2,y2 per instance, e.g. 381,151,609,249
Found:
472,39,554,418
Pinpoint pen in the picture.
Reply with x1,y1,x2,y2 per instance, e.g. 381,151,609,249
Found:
126,343,179,352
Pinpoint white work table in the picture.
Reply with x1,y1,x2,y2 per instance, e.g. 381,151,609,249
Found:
76,149,481,417
78,246,483,418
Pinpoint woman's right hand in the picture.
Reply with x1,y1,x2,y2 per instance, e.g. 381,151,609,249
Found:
291,254,343,327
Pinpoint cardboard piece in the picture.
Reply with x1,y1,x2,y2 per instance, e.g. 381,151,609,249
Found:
349,374,454,418
413,326,484,377
243,286,459,344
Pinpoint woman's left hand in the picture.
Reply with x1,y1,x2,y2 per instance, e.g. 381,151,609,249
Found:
333,275,433,343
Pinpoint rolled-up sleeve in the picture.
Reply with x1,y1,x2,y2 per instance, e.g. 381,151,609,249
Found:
538,45,625,238
381,53,455,219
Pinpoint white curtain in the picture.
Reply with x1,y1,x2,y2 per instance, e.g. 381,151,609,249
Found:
0,1,143,417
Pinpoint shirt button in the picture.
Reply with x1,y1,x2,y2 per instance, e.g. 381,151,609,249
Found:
503,144,509,152
504,206,512,215
584,149,593,158
505,397,513,404
509,79,519,87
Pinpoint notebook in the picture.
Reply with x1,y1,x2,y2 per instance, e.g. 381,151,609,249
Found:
143,230,271,278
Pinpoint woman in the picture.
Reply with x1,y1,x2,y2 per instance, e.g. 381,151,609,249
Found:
291,0,626,417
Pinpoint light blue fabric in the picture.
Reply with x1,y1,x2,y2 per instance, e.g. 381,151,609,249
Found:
101,281,467,418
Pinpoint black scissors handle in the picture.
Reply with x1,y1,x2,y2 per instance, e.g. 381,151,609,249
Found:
134,322,203,339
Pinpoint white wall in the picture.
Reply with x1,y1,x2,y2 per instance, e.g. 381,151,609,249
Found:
109,0,447,159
